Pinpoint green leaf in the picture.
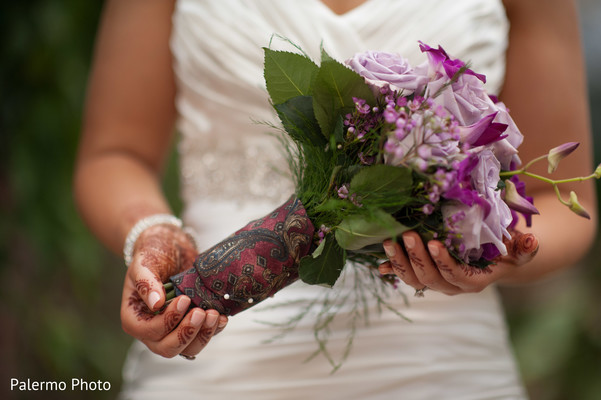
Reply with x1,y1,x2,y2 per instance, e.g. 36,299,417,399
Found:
335,209,411,251
350,164,413,198
349,165,414,212
274,96,326,147
263,48,319,105
312,58,375,138
299,234,346,286
311,238,326,258
320,47,336,64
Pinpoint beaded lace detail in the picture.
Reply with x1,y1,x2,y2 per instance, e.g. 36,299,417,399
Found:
178,131,295,205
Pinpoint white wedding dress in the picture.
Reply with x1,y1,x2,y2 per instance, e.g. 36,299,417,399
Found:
120,1,528,399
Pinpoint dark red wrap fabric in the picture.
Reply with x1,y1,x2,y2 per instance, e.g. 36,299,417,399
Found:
169,196,314,316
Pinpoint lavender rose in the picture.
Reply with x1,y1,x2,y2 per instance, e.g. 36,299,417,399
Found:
419,43,523,169
345,51,429,95
442,149,512,262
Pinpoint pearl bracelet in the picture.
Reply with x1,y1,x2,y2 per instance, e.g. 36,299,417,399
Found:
122,214,183,267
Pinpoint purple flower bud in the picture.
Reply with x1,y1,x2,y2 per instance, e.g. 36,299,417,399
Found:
567,191,591,219
547,142,579,173
503,180,539,215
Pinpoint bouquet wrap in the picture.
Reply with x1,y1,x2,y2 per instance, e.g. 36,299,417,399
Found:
169,196,314,316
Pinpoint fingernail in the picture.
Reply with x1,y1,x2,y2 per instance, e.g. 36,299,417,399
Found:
379,264,393,275
177,296,191,313
190,310,204,327
148,291,161,309
206,312,218,327
218,318,228,329
383,241,396,257
403,235,415,249
428,243,439,257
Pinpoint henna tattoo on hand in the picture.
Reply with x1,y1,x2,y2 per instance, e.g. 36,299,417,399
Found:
177,325,196,345
128,292,155,322
196,327,214,348
459,263,493,277
135,225,197,279
163,311,180,333
434,259,455,278
408,251,425,271
135,279,153,297
390,259,407,277
501,231,539,265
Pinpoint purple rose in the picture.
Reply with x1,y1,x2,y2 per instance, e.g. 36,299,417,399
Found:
470,149,501,194
442,195,511,263
345,51,429,95
471,150,512,254
416,43,523,169
427,68,523,169
442,149,512,262
442,201,486,261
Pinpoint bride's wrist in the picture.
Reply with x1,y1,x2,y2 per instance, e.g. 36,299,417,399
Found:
123,214,198,267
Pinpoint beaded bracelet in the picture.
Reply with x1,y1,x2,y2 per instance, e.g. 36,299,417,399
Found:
122,214,183,267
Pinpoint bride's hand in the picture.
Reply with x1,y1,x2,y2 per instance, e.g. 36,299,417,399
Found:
378,230,539,296
120,224,228,358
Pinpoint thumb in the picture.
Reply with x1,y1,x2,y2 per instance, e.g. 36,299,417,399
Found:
501,230,539,266
128,261,166,312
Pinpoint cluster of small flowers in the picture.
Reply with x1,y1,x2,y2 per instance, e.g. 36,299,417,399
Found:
379,86,462,171
419,166,459,215
317,224,331,244
344,97,381,141
337,184,363,207
442,211,467,254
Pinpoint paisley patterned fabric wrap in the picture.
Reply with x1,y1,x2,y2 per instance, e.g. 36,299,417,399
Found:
169,196,314,316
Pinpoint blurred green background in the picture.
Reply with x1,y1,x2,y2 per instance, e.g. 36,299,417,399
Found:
1,1,600,399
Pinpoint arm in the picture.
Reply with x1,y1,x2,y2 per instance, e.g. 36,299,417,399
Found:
74,0,226,357
380,0,597,293
496,0,597,282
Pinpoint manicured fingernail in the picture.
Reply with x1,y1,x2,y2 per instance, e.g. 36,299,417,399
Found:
190,310,204,327
206,312,218,327
403,235,415,249
428,243,439,257
383,241,395,257
148,291,161,309
177,296,191,313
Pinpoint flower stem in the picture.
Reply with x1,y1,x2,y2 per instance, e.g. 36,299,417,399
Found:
164,282,176,302
500,170,599,186
520,154,548,172
499,169,599,207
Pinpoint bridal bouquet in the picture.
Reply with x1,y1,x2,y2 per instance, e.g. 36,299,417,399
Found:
166,41,598,317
